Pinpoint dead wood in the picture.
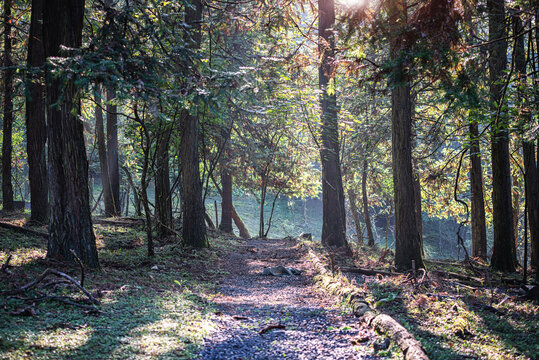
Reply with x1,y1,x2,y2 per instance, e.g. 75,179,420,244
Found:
259,323,285,335
305,247,430,360
341,266,400,277
92,217,144,226
0,221,48,238
1,254,13,274
1,268,99,305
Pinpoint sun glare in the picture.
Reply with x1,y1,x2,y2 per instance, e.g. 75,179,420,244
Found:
339,0,366,8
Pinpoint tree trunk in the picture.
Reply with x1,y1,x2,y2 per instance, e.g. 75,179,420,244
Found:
43,0,99,268
319,0,348,249
347,188,363,244
95,87,113,216
106,89,121,215
514,10,539,271
488,0,516,272
362,160,375,246
219,126,233,233
513,172,520,261
469,119,487,260
26,0,48,223
155,127,173,237
2,0,14,211
389,0,424,270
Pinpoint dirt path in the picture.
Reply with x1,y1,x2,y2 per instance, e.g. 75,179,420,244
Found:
196,237,379,360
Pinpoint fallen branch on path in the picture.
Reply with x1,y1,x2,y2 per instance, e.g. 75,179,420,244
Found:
305,247,430,360
259,324,285,335
341,266,399,277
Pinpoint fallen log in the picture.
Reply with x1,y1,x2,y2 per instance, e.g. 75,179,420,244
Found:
305,247,430,360
0,221,48,238
341,266,400,277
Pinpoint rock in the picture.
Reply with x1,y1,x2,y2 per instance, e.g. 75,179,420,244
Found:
261,265,301,276
297,232,312,241
373,337,390,351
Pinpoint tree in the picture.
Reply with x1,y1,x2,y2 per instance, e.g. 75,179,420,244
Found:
2,0,14,211
218,124,233,233
469,113,487,260
319,0,348,249
489,0,516,272
388,0,424,270
26,0,48,223
180,0,207,248
95,86,113,216
106,89,121,216
44,0,99,268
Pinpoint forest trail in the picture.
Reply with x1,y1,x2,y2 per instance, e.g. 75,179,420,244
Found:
197,237,378,360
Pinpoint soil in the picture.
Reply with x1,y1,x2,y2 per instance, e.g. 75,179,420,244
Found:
196,236,385,360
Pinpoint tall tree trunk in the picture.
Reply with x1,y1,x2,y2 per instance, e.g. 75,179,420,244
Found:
219,126,233,233
95,87,113,216
180,0,207,248
155,127,173,237
2,0,14,211
319,0,348,249
389,0,424,270
513,172,520,261
26,0,48,223
106,89,120,215
43,0,98,268
347,188,363,244
489,0,516,272
469,119,487,259
362,160,375,246
413,172,423,253
514,10,539,271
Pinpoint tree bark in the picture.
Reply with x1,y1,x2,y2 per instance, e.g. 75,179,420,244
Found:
388,0,424,270
514,10,539,271
2,0,14,211
362,160,375,246
347,188,363,244
44,0,99,268
26,0,48,223
469,119,487,260
95,87,113,216
219,126,233,233
488,0,516,272
319,0,348,249
106,89,120,215
155,126,173,237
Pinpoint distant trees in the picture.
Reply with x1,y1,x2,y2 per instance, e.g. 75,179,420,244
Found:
2,0,14,212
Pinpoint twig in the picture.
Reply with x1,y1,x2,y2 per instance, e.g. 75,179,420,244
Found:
1,255,13,274
69,250,85,288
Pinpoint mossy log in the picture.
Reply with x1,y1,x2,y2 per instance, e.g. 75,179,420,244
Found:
305,248,430,360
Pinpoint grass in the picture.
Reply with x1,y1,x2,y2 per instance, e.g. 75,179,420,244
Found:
0,221,226,360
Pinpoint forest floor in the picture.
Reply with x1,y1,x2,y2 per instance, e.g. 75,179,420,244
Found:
0,215,538,360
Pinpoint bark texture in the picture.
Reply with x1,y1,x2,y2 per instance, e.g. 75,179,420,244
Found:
106,89,120,215
488,0,516,272
219,126,233,233
361,160,375,246
319,0,348,249
469,119,487,259
2,0,14,211
155,126,173,237
26,0,48,223
95,87,113,216
44,0,99,268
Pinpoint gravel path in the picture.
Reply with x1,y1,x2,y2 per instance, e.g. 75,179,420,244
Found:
196,237,381,360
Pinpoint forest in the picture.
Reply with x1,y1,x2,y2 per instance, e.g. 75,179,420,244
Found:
0,0,538,359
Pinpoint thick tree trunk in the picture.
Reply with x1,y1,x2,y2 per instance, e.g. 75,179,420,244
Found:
2,0,14,211
180,109,207,248
319,0,348,249
106,89,120,215
388,0,424,270
43,0,99,268
26,0,48,223
180,0,207,248
155,128,173,237
95,87,113,216
469,120,487,259
362,160,375,246
488,0,516,272
347,188,363,244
